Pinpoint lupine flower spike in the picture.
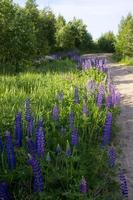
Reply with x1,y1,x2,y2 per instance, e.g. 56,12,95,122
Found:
28,155,44,192
97,85,105,108
5,131,16,170
52,105,59,120
56,144,61,154
46,152,51,163
71,128,78,147
119,170,128,198
102,112,112,146
36,127,45,157
25,98,31,122
27,138,36,157
108,147,116,167
0,182,11,200
66,140,71,157
74,87,80,103
80,177,88,194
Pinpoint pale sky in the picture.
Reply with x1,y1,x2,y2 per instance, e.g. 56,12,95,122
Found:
13,0,133,39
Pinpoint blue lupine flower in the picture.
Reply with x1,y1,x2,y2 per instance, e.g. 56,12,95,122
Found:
119,170,128,198
0,134,4,152
28,156,44,192
0,182,11,200
108,147,116,167
27,138,36,156
5,131,16,170
56,144,61,154
97,85,105,108
27,116,34,137
36,127,45,157
15,112,22,147
74,87,80,104
25,98,31,122
71,128,78,146
46,152,51,163
106,95,112,108
83,100,88,116
52,105,59,120
37,119,43,131
69,111,74,129
80,177,88,194
66,140,71,157
102,112,112,146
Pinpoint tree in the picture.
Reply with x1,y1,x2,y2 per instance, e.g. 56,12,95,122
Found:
97,31,116,53
115,14,133,56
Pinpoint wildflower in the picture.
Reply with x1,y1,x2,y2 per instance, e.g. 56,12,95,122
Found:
52,105,59,120
80,177,88,194
74,87,80,104
36,127,45,157
69,111,74,129
119,170,128,198
83,100,88,116
66,140,71,157
25,98,31,122
108,147,116,167
27,116,34,137
102,112,112,146
0,182,11,200
27,138,36,156
5,131,16,170
97,85,105,108
37,119,43,131
46,152,51,163
28,155,44,192
71,128,78,146
106,95,112,108
15,112,22,147
56,144,61,154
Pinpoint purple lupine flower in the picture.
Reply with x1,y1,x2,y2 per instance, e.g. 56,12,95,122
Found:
27,116,34,137
60,126,66,135
0,134,4,151
80,177,88,194
15,112,22,147
28,155,44,192
102,112,112,146
108,147,116,167
0,182,11,200
5,131,16,170
74,87,80,104
106,95,112,108
97,85,105,108
56,144,61,154
83,100,88,116
36,127,45,157
25,98,31,122
37,119,43,131
119,170,128,198
115,91,121,105
27,138,36,157
69,111,74,129
66,140,71,157
46,152,51,163
52,105,59,120
71,128,78,146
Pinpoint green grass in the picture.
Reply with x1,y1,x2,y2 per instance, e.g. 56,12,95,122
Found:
119,56,133,66
0,60,121,200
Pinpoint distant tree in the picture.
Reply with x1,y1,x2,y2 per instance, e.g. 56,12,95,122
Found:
115,13,133,57
98,32,116,53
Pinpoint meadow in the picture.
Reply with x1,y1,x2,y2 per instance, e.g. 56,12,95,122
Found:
0,58,123,200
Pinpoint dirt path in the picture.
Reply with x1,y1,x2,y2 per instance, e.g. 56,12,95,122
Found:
110,64,133,199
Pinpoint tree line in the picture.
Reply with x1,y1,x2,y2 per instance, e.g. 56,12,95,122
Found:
0,0,132,68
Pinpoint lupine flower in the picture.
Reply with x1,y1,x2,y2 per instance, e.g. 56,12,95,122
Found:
5,131,16,170
46,152,51,163
27,138,36,157
37,119,43,131
0,134,4,151
106,95,112,108
74,87,80,104
71,128,78,146
60,126,66,135
115,91,121,105
56,144,61,154
27,116,34,137
52,105,59,120
25,98,31,122
69,111,74,129
36,127,45,157
15,112,22,147
83,100,88,116
108,147,116,167
97,85,105,108
28,155,44,192
102,112,112,146
119,170,128,198
0,182,11,200
66,140,71,157
80,177,88,194
86,80,97,93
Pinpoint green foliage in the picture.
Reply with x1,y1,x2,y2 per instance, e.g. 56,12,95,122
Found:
97,32,116,53
115,13,133,57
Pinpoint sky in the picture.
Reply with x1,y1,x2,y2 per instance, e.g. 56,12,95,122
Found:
13,0,133,39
